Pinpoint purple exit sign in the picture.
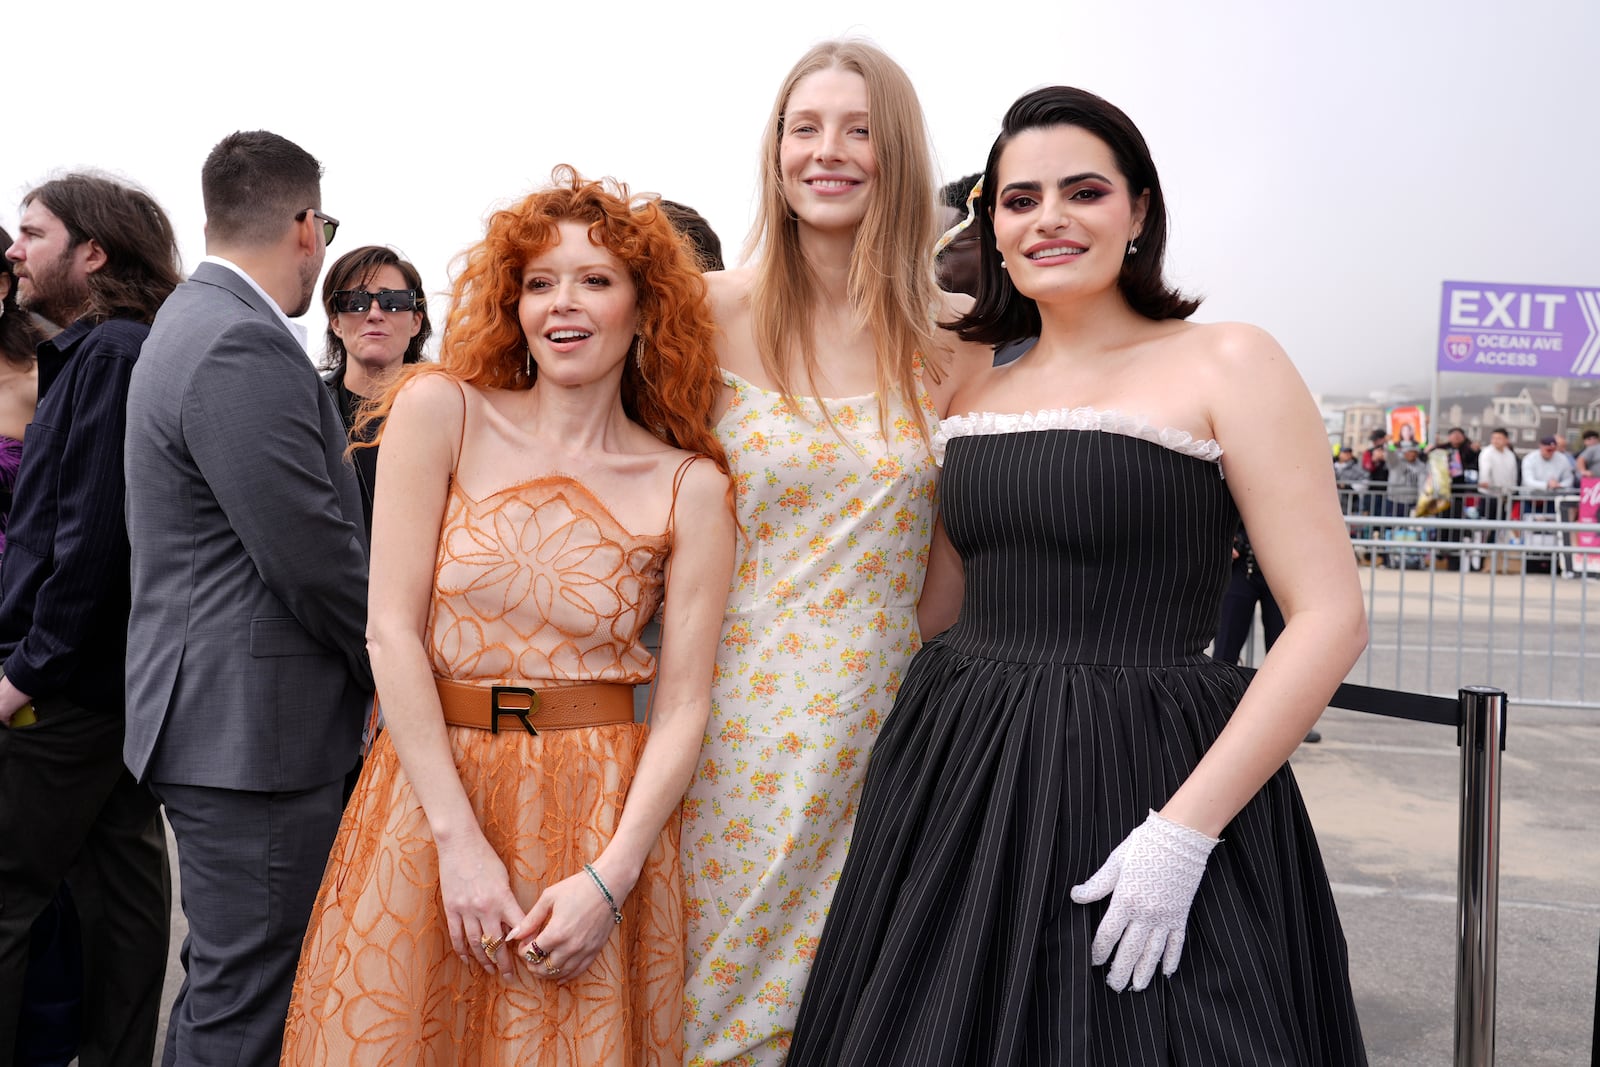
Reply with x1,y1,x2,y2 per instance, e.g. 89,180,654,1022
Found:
1438,281,1600,377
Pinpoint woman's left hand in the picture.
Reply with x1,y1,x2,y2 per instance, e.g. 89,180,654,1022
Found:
1070,810,1219,992
507,869,625,984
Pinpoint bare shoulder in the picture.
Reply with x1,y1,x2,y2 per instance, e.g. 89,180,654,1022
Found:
921,291,989,415
394,368,465,413
668,454,734,540
389,370,467,441
1178,321,1292,378
673,452,733,501
704,268,755,320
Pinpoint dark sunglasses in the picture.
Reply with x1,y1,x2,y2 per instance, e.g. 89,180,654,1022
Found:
330,288,421,314
296,208,340,247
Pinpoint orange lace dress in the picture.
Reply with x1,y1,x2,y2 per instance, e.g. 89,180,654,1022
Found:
282,473,687,1067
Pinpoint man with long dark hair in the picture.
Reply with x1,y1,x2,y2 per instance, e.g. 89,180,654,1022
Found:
0,172,182,1067
124,131,370,1067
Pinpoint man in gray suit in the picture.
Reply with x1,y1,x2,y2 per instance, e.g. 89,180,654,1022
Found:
124,131,371,1067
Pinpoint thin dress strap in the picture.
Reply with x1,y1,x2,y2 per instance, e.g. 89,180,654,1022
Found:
643,453,707,727
665,453,706,541
450,378,469,476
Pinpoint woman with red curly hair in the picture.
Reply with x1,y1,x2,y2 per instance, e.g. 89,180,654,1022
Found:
282,168,735,1065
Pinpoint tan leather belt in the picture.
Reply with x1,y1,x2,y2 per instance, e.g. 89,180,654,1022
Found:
434,677,635,734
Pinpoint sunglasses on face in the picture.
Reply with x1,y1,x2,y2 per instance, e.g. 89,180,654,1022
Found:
330,288,421,314
296,208,340,247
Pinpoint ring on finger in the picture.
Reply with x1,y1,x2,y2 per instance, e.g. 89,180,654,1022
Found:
479,934,503,957
524,942,548,965
543,961,561,978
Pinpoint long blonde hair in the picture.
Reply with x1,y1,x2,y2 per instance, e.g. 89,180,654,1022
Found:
746,40,945,432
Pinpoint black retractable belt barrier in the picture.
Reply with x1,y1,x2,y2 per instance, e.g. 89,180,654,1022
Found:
1238,668,1508,1067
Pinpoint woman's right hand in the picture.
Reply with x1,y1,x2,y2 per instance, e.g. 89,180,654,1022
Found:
436,829,525,978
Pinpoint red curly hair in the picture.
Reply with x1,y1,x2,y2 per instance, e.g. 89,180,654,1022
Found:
358,167,729,487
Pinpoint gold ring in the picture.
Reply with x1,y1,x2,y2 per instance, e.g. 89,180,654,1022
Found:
479,934,502,957
544,962,561,977
524,942,548,964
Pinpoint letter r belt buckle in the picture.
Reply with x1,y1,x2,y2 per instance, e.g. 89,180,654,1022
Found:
489,686,540,735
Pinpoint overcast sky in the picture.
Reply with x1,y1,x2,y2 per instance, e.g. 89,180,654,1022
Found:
9,0,1597,397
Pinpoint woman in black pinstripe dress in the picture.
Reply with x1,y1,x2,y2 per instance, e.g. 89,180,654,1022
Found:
787,87,1369,1066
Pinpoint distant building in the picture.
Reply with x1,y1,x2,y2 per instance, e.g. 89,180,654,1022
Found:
1340,404,1385,451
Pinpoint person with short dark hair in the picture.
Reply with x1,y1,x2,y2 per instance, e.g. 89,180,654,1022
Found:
1575,429,1600,478
1429,427,1479,569
1523,435,1575,492
1387,442,1427,513
124,131,370,1067
0,172,181,1067
318,245,432,536
1333,446,1362,487
1361,428,1388,472
1478,427,1518,530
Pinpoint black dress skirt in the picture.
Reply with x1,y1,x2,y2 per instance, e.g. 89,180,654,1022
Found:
787,427,1367,1067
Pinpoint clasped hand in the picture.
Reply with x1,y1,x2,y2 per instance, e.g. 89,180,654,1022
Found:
439,833,621,983
1069,810,1218,992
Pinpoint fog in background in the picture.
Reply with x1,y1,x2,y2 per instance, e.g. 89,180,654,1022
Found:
9,0,1596,396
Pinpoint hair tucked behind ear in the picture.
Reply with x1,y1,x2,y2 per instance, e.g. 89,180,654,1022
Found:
949,86,1199,347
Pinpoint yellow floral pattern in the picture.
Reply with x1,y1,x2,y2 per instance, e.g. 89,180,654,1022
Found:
682,371,937,1066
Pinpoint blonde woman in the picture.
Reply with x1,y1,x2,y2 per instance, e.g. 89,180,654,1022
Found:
680,39,979,1067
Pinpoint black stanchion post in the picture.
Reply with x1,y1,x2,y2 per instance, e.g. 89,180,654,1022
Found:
1455,686,1507,1067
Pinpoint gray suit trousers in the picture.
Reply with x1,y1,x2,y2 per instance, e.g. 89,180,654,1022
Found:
151,781,343,1067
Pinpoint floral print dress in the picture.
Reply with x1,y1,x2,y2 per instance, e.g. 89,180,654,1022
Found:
681,371,938,1066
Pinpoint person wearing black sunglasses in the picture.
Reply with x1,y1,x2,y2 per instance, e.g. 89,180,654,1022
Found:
319,245,432,538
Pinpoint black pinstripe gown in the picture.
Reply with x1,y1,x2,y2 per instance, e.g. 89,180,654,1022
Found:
787,427,1367,1067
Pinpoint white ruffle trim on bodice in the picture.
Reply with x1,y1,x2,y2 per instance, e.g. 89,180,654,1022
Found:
932,407,1224,467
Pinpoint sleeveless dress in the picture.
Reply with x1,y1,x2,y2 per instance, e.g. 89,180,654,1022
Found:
680,370,938,1066
0,433,22,553
787,411,1368,1066
283,466,694,1066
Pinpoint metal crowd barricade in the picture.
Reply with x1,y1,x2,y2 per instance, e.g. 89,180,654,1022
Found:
1310,678,1508,1067
1337,514,1597,710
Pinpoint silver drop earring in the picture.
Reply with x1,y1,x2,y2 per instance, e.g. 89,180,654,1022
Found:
1000,259,1008,270
525,347,532,378
1127,240,1139,256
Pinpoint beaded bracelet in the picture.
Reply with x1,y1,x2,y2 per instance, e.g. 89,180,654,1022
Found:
583,863,623,925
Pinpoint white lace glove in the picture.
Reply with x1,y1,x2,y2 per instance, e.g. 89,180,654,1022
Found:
1069,810,1219,992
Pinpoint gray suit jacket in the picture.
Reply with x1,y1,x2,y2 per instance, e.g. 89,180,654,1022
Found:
124,262,373,790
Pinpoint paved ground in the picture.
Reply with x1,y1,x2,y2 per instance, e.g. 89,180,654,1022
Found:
1295,703,1599,1065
